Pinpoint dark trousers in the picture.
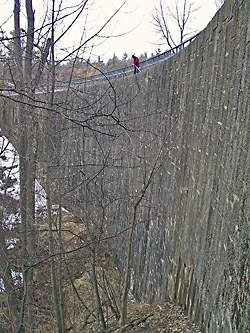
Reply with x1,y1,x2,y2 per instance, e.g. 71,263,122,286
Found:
134,66,140,74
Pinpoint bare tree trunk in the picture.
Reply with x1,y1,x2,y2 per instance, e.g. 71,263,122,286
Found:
13,0,37,330
45,2,65,331
83,182,107,331
57,110,66,333
120,139,164,330
120,207,136,329
45,116,65,333
58,203,65,332
91,248,107,331
23,1,36,330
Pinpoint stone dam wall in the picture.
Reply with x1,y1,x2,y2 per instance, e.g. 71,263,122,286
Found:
106,1,248,331
0,0,249,332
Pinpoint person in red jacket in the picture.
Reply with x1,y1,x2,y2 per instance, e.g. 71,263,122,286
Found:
132,54,140,74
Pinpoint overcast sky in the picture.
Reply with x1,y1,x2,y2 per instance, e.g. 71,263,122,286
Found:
0,0,219,62
90,0,219,61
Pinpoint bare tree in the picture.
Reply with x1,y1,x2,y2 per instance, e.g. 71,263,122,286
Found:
152,0,200,50
1,1,130,332
2,0,177,331
13,1,39,331
120,144,163,330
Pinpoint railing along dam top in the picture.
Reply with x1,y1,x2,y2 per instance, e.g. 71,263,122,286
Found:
48,33,200,90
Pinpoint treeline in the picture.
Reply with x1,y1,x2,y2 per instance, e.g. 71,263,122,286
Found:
45,52,150,82
0,51,154,87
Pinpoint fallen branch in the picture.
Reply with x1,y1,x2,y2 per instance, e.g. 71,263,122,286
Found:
106,313,154,332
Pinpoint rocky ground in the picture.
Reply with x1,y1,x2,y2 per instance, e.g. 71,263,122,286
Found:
112,301,201,332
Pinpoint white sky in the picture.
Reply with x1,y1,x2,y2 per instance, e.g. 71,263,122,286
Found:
0,0,219,62
90,0,219,61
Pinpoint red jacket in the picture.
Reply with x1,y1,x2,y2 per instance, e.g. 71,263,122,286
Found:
133,57,140,68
